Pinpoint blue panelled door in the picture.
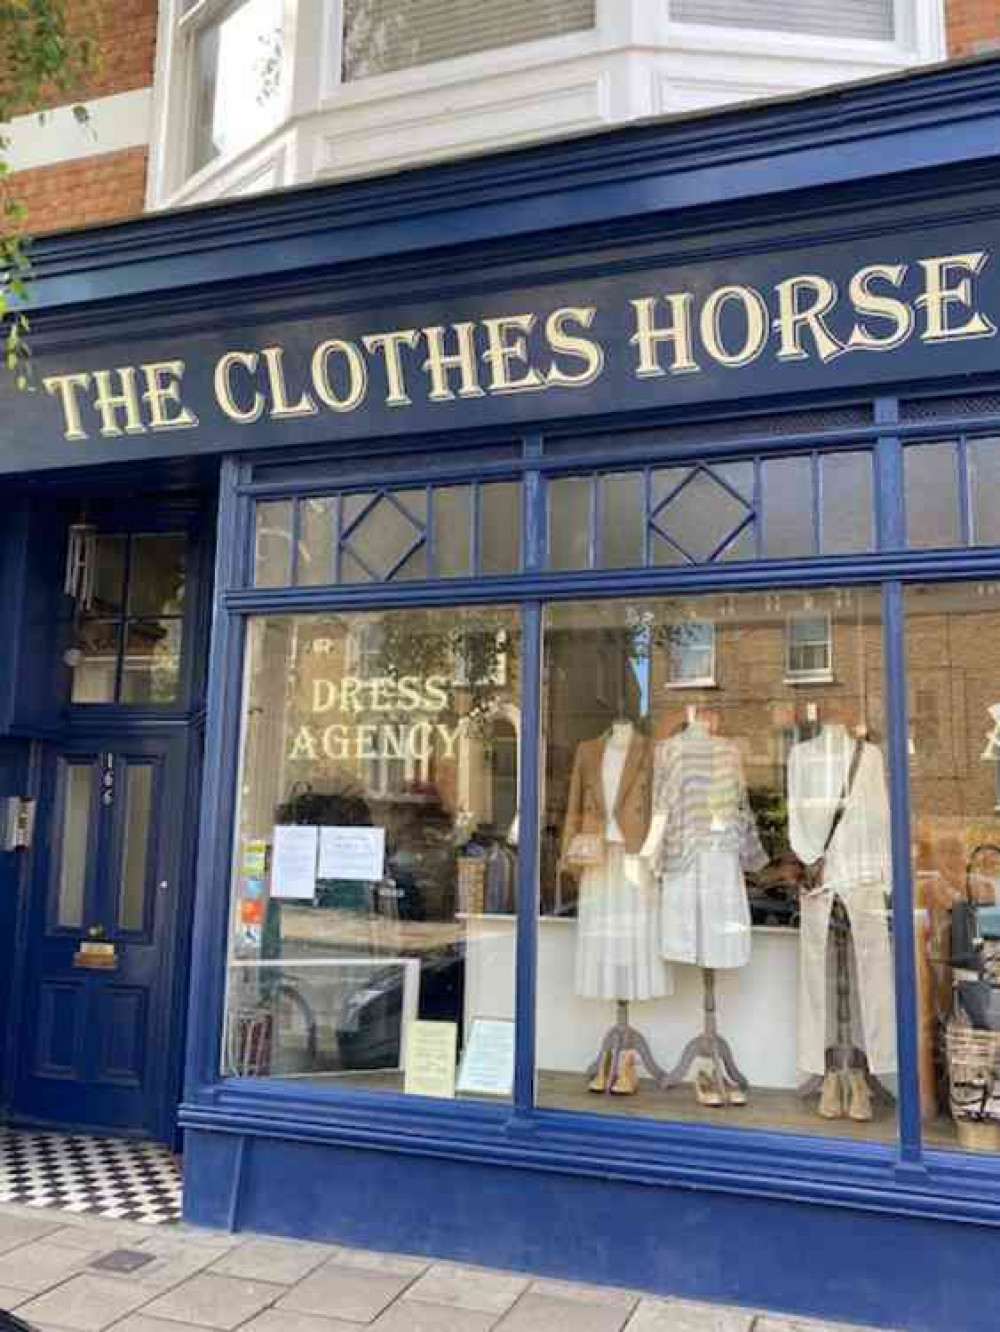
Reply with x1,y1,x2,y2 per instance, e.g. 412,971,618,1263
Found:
16,734,188,1139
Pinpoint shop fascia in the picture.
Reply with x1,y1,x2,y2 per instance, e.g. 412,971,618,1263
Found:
41,250,995,442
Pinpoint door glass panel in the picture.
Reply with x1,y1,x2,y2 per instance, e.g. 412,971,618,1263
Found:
128,535,187,615
119,765,154,933
120,621,182,704
92,537,126,615
71,621,121,704
57,763,92,929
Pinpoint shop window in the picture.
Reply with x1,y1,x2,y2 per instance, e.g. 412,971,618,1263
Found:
255,482,523,588
905,442,962,550
967,437,1000,546
538,588,897,1142
68,534,187,706
224,605,521,1100
906,582,1000,1155
785,612,833,684
342,0,596,81
185,0,285,178
546,450,875,571
671,0,895,41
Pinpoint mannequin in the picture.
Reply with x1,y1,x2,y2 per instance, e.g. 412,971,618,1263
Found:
562,718,670,1095
788,718,896,1121
641,706,766,1106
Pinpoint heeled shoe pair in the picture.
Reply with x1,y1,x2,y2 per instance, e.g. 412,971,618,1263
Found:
818,1069,874,1122
694,1070,747,1108
589,1050,639,1095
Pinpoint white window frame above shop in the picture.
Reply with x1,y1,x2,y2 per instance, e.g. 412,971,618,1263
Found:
148,0,946,210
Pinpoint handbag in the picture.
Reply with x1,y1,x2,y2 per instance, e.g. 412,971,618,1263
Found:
802,738,865,896
951,844,1000,970
563,832,604,869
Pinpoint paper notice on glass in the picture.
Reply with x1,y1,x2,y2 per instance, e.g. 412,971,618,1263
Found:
271,825,318,900
457,1018,515,1098
318,826,386,882
404,1021,457,1100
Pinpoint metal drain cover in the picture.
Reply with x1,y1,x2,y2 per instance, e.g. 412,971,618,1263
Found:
90,1250,156,1275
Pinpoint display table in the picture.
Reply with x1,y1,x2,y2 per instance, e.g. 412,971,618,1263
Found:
462,914,802,1089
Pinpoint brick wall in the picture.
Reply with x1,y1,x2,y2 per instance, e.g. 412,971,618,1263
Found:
946,0,1000,57
5,0,157,234
13,146,149,234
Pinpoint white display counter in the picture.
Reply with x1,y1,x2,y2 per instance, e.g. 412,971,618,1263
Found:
463,914,802,1089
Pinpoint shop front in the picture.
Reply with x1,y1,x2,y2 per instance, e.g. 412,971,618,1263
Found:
5,55,1000,1331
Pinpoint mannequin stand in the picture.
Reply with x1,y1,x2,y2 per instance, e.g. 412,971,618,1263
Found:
662,968,749,1094
586,1000,668,1092
799,898,894,1104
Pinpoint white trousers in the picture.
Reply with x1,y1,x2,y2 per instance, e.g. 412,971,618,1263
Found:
798,881,897,1076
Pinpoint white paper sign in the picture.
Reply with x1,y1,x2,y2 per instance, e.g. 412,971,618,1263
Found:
318,826,386,881
271,825,318,900
457,1018,515,1098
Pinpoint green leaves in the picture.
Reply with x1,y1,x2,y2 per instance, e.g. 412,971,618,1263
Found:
0,0,98,386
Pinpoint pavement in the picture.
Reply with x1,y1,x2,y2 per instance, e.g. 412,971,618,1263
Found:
0,1205,892,1332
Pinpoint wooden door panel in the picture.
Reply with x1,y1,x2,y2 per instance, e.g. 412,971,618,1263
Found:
95,987,147,1088
33,980,87,1081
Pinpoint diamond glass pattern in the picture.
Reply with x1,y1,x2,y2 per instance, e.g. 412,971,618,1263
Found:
652,467,752,564
342,491,426,581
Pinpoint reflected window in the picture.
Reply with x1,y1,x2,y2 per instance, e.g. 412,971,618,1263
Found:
69,533,187,705
786,613,833,683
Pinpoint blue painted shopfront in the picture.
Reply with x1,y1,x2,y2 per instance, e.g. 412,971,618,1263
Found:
3,55,1000,1331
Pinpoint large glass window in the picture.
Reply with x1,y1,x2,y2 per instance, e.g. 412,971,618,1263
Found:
906,582,1000,1154
536,589,898,1142
224,605,521,1102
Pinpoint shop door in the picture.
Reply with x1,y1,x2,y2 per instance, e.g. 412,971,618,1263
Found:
16,735,187,1138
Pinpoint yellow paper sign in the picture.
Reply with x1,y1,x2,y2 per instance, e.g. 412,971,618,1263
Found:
404,1020,458,1100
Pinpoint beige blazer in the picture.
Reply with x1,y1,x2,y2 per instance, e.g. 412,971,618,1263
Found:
561,730,653,859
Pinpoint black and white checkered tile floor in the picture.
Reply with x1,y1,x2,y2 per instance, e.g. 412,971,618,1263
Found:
0,1130,181,1225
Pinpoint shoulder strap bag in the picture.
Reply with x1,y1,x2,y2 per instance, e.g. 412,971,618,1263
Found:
803,738,864,896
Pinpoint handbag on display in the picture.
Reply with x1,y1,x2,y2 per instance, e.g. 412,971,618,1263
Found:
801,739,865,896
563,833,603,869
951,844,1000,970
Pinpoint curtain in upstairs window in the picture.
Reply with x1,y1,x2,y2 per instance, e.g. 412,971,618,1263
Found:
671,0,895,41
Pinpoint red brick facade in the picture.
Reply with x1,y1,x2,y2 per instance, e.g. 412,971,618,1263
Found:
946,0,1000,57
6,0,157,234
13,146,149,235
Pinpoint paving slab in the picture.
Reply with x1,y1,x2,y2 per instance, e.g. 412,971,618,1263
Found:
322,1247,428,1278
528,1279,639,1311
497,1292,634,1332
18,1274,155,1332
0,1284,32,1310
370,1300,499,1332
115,1319,223,1332
276,1258,417,1323
210,1238,331,1285
0,1216,66,1257
755,1320,895,1332
626,1298,755,1330
140,1273,285,1330
0,1240,100,1294
404,1263,529,1315
242,1310,370,1332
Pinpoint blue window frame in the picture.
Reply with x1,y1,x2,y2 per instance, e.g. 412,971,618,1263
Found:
184,389,1000,1229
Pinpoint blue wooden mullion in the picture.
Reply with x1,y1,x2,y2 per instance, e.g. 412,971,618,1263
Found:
512,600,542,1121
874,399,905,554
882,580,925,1175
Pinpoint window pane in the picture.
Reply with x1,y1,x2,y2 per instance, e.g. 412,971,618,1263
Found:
118,764,154,933
672,0,893,40
653,467,753,563
906,443,961,549
549,477,592,571
70,620,120,704
343,0,595,80
599,472,643,569
479,483,521,575
763,456,815,559
539,589,896,1144
129,534,187,615
120,621,182,704
191,0,285,175
56,762,92,929
968,437,1000,546
91,536,126,615
905,582,1000,1155
822,453,874,555
297,498,336,586
342,492,427,581
432,487,473,578
255,501,293,587
224,607,521,1102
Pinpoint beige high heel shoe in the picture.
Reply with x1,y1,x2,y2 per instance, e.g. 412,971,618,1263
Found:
694,1071,725,1108
610,1050,639,1095
589,1051,612,1094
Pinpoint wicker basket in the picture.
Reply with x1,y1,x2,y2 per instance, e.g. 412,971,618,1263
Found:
945,1019,1000,1123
